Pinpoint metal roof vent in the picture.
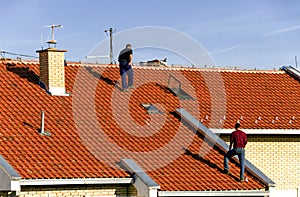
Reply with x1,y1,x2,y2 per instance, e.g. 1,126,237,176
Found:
141,103,162,114
167,74,194,100
39,111,51,136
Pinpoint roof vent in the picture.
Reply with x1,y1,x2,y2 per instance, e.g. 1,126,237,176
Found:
39,111,51,136
139,58,168,67
141,103,163,114
167,74,194,100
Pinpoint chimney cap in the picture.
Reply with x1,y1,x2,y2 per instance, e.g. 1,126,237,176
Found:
36,48,67,53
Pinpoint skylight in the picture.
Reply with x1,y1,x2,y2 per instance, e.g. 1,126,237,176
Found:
167,74,194,100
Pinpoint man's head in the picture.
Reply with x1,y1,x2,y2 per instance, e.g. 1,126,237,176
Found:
235,123,240,130
126,44,132,48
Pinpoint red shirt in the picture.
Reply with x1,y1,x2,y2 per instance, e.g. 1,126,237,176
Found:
230,130,247,148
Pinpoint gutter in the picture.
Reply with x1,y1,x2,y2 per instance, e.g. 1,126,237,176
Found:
19,177,133,186
175,108,276,188
158,190,269,196
211,128,300,134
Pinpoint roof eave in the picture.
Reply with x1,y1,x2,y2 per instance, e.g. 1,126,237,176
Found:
211,128,300,135
158,190,269,197
19,177,133,186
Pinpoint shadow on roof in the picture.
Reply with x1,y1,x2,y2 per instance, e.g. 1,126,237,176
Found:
184,148,239,181
85,67,118,86
6,63,39,85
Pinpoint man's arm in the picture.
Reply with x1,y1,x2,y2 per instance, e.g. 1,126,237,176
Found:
229,133,233,151
229,142,232,152
129,54,132,65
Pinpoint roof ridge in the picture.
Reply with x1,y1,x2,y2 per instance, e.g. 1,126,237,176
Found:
76,64,284,74
1,59,39,65
221,69,284,74
2,60,284,74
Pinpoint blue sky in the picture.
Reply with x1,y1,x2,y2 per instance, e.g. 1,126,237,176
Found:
0,0,300,69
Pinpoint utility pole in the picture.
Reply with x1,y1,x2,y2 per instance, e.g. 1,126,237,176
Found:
104,27,114,64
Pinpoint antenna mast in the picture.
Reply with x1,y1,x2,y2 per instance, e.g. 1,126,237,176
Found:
295,56,298,68
104,27,114,64
45,24,63,48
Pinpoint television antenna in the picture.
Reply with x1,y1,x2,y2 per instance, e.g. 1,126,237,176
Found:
44,24,63,47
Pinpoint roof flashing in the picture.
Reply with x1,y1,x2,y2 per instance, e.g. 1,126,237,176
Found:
121,159,160,189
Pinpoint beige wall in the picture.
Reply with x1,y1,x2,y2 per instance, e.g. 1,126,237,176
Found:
221,134,300,191
0,184,139,197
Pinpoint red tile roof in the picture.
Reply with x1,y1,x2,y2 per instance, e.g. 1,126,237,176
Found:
0,60,291,191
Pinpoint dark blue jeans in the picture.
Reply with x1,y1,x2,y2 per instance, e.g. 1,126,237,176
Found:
224,148,245,179
119,61,133,89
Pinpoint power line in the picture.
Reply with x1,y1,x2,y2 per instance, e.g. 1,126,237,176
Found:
0,50,38,59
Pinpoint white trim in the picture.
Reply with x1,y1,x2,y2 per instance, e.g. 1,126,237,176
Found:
211,128,300,134
158,190,269,196
48,87,69,96
19,178,133,186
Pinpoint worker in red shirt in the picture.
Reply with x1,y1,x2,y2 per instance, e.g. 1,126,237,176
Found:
224,123,247,182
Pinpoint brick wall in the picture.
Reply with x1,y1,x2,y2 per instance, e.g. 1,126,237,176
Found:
38,49,66,89
220,134,300,191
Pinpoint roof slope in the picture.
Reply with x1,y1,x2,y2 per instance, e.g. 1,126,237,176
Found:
0,61,127,179
222,70,300,129
0,60,291,191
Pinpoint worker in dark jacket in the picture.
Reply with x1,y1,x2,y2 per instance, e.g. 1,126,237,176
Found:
118,44,133,92
224,123,247,182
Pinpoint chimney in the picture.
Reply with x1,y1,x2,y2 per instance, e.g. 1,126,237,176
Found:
36,48,68,96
